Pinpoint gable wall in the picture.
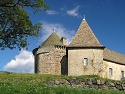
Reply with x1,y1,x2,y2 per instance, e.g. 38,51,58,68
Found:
99,60,125,80
35,47,67,75
68,48,104,76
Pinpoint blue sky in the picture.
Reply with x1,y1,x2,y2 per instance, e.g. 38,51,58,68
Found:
1,0,125,73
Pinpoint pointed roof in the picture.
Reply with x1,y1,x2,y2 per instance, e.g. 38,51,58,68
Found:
68,19,104,47
40,32,64,48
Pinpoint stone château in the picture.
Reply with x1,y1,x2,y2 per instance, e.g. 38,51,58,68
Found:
33,19,125,80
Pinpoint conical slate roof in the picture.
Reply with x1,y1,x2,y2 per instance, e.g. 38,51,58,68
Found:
40,32,64,48
68,19,104,47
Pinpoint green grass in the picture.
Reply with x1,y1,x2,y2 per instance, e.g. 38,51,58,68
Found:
0,72,124,94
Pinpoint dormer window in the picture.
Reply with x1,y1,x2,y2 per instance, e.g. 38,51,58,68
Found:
84,58,88,66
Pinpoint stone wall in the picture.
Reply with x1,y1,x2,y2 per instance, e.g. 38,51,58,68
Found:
35,46,67,75
68,48,104,76
47,78,125,91
35,46,125,80
100,60,125,80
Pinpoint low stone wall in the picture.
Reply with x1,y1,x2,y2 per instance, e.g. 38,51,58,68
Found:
47,78,125,91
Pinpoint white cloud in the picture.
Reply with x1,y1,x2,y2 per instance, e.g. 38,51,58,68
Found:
3,50,34,73
40,21,75,45
66,6,80,17
46,10,58,15
3,22,75,73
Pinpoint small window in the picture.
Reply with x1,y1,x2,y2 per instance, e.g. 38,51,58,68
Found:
109,68,113,76
121,71,124,78
84,58,88,66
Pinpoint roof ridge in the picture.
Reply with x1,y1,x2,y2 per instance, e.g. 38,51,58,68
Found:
68,19,104,47
105,48,125,56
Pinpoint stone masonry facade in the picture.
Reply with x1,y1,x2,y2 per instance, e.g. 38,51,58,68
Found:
34,46,67,75
33,19,125,80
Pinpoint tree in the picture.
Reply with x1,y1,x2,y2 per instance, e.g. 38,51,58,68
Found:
0,0,49,50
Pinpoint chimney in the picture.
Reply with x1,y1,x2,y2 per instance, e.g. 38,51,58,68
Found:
60,37,67,45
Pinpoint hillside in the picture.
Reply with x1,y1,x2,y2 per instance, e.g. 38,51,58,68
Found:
0,72,125,94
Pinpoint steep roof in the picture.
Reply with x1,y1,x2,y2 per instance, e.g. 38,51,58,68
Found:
40,32,64,48
68,19,104,47
33,32,65,55
104,48,125,65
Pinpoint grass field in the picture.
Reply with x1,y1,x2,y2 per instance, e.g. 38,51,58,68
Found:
0,72,124,94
